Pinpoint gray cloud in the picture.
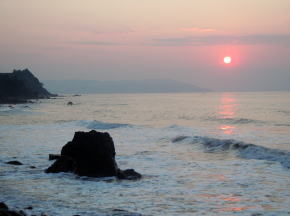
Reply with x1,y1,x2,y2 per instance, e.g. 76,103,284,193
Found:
72,41,126,46
71,34,290,48
152,34,290,47
90,28,135,35
72,25,135,35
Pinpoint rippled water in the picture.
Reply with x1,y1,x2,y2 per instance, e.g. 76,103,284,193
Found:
1,92,290,215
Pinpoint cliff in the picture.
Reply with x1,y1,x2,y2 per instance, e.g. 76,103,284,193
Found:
0,69,55,104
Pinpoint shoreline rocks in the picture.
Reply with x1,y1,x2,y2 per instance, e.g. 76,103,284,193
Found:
46,130,142,180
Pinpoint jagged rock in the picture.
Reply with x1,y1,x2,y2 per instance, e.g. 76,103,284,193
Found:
6,161,23,165
46,130,141,180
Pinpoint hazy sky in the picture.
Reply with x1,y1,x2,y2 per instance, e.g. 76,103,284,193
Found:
1,0,290,91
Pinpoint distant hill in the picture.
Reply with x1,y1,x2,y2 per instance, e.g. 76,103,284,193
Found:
0,69,54,104
43,79,209,94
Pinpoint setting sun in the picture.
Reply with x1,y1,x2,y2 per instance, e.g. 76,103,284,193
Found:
224,56,232,64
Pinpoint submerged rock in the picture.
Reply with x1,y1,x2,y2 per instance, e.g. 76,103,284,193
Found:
109,209,142,216
46,130,142,180
6,160,23,165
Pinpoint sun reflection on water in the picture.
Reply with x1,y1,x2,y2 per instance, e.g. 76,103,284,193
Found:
218,93,238,135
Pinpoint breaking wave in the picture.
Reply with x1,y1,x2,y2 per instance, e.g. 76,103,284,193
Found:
172,135,290,169
205,116,265,125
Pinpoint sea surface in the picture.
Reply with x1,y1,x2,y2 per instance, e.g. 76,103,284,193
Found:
1,92,290,216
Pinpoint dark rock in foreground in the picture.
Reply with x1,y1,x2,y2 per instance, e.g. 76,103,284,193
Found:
0,69,56,104
6,161,23,165
0,202,8,210
0,202,26,216
46,130,142,180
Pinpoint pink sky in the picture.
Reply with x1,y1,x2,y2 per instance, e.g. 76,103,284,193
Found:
0,0,290,91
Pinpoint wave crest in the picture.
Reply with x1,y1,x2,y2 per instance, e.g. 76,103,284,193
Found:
172,135,290,169
206,116,264,125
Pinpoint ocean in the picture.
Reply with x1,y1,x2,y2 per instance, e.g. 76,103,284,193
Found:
0,92,290,215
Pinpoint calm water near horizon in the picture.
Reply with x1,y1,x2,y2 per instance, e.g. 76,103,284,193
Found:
1,92,290,215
